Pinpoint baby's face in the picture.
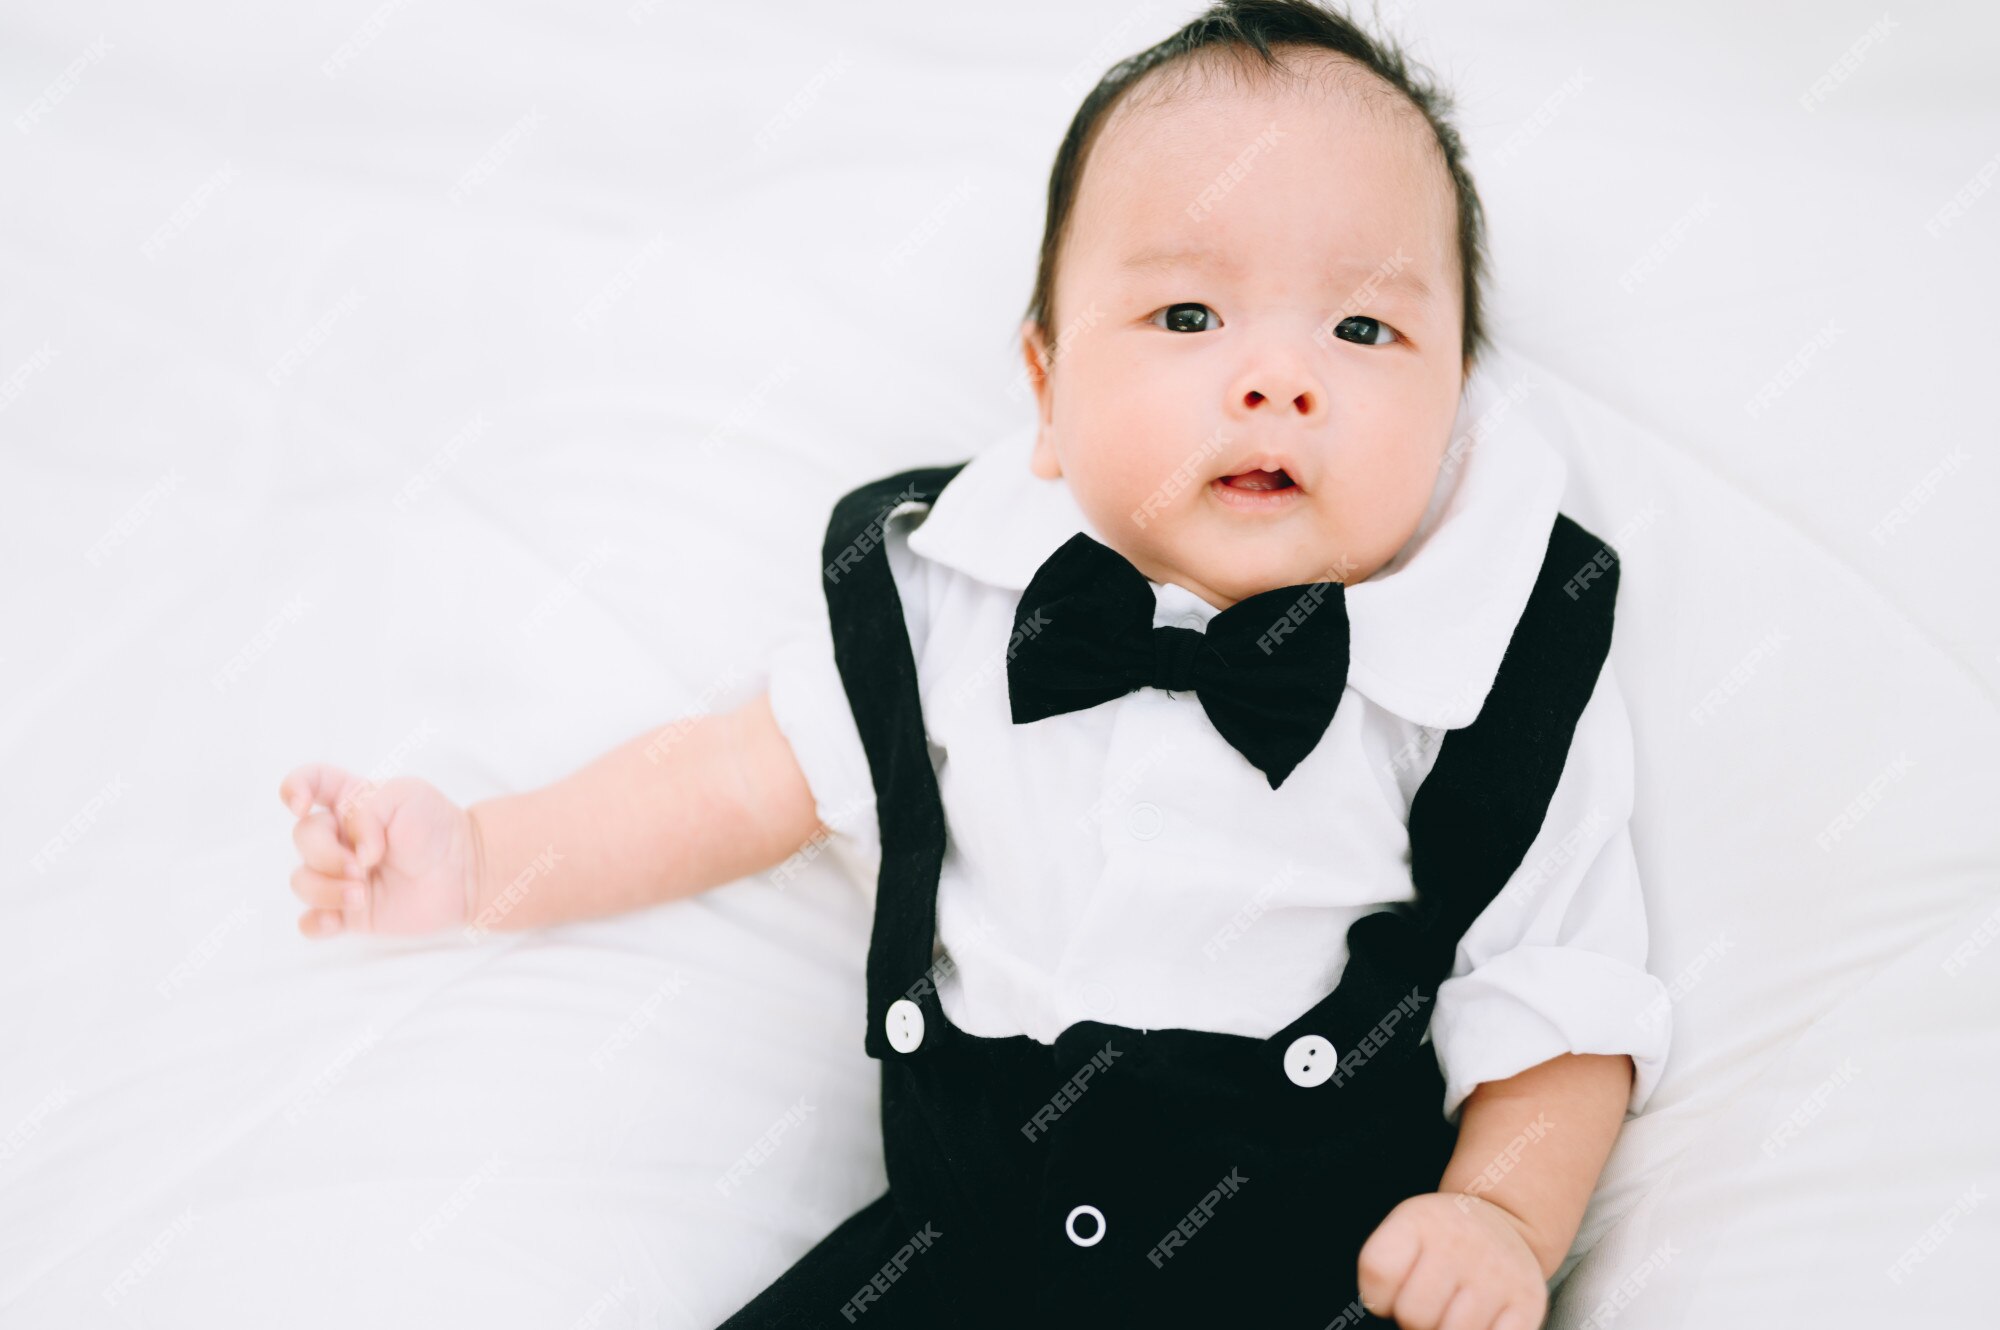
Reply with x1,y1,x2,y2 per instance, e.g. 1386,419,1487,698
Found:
1024,54,1466,610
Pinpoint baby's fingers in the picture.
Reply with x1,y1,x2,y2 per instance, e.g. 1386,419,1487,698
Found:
1357,1206,1423,1322
1384,1246,1462,1330
291,863,353,909
297,907,345,938
292,865,371,938
292,810,362,877
335,787,386,874
294,908,354,940
1434,1277,1504,1330
279,763,362,819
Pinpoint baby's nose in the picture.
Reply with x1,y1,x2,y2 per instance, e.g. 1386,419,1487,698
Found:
1243,387,1316,415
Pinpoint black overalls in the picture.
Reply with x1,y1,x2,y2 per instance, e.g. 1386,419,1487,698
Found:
720,462,1619,1329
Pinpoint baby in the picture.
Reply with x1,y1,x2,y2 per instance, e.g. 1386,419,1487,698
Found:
279,3,1667,1327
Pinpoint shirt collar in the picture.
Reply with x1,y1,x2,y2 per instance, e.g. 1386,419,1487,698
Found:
906,364,1567,730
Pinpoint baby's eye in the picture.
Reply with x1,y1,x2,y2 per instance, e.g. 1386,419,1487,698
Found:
1149,302,1222,334
1332,315,1400,346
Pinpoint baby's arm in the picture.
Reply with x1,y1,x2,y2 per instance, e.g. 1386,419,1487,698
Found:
1354,660,1663,1327
464,691,824,931
1438,1051,1635,1279
280,690,827,937
1356,1052,1633,1329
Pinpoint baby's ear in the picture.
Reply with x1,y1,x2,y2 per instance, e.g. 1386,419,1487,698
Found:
1019,320,1052,405
1019,320,1060,479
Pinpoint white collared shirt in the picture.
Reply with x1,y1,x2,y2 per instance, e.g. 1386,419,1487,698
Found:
766,383,1671,1124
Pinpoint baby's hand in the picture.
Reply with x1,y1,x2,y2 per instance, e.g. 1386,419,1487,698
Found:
1356,1191,1549,1330
278,764,479,939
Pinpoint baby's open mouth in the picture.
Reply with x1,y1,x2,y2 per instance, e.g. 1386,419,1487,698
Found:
1218,469,1296,491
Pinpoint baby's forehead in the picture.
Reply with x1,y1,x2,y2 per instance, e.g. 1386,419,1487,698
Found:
1103,46,1433,155
1078,53,1448,230
1074,54,1452,248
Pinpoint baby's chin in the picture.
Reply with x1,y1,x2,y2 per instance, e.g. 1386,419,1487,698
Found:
1207,519,1371,593
1149,535,1362,612
1086,487,1368,605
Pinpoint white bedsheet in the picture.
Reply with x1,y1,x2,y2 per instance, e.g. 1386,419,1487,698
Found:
3,3,1995,1327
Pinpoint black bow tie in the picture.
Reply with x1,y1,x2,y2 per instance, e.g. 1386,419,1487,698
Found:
1006,532,1350,790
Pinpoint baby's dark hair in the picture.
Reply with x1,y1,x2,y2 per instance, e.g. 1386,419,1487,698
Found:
1023,0,1489,373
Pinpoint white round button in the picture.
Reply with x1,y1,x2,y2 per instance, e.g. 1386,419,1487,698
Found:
1065,1204,1106,1247
885,998,925,1053
1284,1033,1337,1087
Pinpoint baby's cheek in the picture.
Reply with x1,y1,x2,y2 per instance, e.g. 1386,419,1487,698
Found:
1329,454,1439,566
1077,441,1183,536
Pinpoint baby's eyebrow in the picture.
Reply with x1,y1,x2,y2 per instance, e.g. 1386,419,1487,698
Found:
1119,245,1242,276
1119,245,1437,307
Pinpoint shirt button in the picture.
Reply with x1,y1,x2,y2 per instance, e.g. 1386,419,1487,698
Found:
1177,613,1203,631
1283,1034,1337,1087
1064,1203,1106,1247
885,998,925,1053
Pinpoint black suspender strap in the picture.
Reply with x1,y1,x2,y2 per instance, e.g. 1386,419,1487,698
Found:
1293,512,1621,1069
1407,513,1622,961
817,463,969,1060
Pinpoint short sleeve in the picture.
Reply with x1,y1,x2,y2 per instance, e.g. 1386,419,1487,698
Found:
762,504,935,900
1425,663,1672,1126
765,604,881,898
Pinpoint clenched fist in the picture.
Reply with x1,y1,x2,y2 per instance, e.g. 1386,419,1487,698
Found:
1356,1191,1549,1330
278,764,481,938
